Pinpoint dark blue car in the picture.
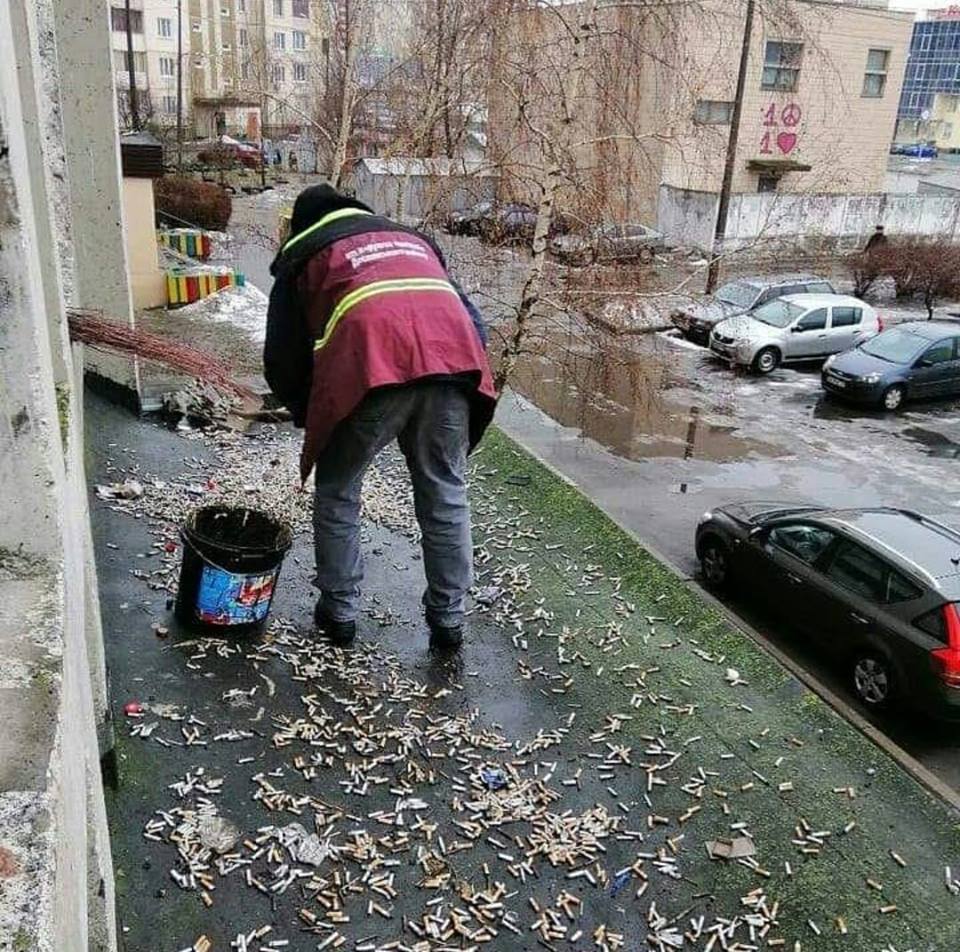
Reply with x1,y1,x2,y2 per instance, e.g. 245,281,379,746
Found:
822,321,960,410
891,143,938,158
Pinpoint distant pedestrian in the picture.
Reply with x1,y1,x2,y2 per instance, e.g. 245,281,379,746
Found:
865,225,888,254
264,184,496,650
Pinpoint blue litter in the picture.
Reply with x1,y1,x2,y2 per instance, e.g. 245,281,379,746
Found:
611,870,632,896
481,767,508,791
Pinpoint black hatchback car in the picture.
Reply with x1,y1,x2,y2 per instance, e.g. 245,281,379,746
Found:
696,504,960,717
822,321,960,411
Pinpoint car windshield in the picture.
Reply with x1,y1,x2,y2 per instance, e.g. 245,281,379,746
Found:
716,282,759,309
860,328,928,364
751,299,804,328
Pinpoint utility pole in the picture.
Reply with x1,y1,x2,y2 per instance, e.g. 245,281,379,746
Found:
124,0,141,130
177,0,184,168
706,0,754,294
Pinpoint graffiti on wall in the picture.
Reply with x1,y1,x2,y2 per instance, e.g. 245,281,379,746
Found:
760,102,802,156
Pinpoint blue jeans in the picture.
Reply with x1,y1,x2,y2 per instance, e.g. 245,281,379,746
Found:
313,382,472,628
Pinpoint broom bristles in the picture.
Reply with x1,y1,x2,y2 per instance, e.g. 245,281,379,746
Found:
67,309,256,400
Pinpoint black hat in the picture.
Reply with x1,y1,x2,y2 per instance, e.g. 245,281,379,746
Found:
289,183,372,237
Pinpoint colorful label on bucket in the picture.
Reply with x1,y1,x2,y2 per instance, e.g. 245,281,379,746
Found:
195,565,278,625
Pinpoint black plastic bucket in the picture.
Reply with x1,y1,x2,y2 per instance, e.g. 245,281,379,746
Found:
175,506,292,632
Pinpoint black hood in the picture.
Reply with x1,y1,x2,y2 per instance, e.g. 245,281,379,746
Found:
270,184,375,277
289,183,373,236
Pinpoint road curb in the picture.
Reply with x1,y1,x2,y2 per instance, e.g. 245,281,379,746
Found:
498,425,960,816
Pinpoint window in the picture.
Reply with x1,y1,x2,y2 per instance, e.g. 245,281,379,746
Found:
825,541,920,604
111,6,143,32
238,0,246,10
758,174,778,193
322,37,330,57
695,100,733,124
274,31,286,50
805,281,833,295
272,64,285,87
241,60,250,79
762,41,803,91
239,28,248,47
157,17,172,37
293,62,307,82
863,48,889,98
831,306,862,328
292,30,307,50
162,94,177,115
795,308,828,332
159,56,176,77
768,524,835,565
920,340,956,365
292,0,309,16
273,0,283,14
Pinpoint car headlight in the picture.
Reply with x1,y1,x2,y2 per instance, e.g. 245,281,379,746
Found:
699,511,713,525
859,372,882,384
823,354,836,368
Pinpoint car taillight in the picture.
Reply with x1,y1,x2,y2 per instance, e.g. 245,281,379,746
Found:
930,603,960,687
876,315,885,333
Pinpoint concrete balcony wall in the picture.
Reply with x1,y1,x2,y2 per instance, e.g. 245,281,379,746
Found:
0,0,120,947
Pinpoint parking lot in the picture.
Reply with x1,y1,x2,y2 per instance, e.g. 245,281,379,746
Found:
499,319,960,792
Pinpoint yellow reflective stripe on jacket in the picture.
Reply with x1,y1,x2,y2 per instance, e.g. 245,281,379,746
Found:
314,278,458,351
282,207,373,254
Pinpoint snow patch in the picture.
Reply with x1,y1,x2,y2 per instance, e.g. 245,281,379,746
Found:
176,284,269,343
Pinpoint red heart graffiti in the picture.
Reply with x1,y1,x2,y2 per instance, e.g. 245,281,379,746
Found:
777,132,798,155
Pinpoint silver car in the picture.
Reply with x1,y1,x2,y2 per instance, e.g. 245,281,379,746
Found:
550,223,666,264
710,293,881,374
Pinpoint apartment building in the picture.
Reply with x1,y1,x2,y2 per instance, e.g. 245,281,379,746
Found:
109,0,328,138
490,0,913,239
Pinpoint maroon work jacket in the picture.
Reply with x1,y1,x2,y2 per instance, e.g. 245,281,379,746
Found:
297,229,496,479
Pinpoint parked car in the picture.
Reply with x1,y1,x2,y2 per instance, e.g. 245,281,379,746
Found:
671,273,836,346
710,293,881,374
550,223,666,264
822,321,960,411
444,201,494,237
890,142,938,159
696,504,960,716
197,136,263,169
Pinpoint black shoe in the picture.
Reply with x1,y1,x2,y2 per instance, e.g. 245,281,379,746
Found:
314,601,357,646
429,622,463,651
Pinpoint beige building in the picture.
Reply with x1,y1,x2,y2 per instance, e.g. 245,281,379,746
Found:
490,0,913,239
109,0,328,137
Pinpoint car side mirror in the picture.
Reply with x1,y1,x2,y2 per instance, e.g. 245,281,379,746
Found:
748,525,767,541
791,326,804,333
916,357,934,368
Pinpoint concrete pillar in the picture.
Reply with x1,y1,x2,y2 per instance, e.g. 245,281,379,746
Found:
51,0,141,399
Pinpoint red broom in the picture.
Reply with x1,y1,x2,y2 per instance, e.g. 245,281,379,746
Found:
67,309,256,400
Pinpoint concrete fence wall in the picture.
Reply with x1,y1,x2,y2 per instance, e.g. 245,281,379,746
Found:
0,0,122,947
658,184,960,253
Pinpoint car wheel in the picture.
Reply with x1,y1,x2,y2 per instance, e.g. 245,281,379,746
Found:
700,538,730,589
881,385,905,411
852,652,895,709
752,347,781,375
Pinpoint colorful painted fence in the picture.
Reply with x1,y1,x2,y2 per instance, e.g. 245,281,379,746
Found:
159,228,213,261
165,268,246,306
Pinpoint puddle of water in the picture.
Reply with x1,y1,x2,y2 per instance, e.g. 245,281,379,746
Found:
508,327,780,464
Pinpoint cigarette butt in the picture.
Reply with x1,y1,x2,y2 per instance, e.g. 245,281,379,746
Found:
880,904,897,914
866,878,883,891
836,916,847,934
890,850,907,868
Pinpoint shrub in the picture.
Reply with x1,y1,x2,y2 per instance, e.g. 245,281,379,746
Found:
852,240,960,317
155,175,232,231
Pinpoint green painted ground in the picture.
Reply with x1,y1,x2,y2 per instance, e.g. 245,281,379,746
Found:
91,390,960,952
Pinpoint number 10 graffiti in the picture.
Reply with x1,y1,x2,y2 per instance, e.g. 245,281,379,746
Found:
760,102,802,156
